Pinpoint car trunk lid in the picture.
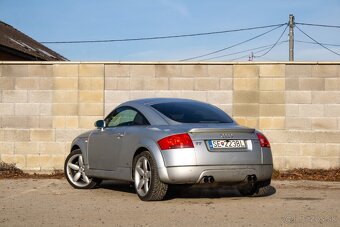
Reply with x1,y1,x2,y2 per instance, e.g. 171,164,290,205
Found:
188,127,262,165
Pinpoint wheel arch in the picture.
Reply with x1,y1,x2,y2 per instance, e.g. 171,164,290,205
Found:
71,144,80,152
133,147,149,160
131,142,165,179
70,138,89,165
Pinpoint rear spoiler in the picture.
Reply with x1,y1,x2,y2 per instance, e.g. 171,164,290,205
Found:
188,128,255,134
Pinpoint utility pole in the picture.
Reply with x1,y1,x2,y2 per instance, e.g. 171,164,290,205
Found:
289,14,295,61
248,52,254,61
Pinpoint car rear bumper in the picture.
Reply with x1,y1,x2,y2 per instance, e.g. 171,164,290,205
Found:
158,164,273,184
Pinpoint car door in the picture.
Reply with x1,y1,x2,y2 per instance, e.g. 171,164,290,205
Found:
87,107,141,171
88,127,123,171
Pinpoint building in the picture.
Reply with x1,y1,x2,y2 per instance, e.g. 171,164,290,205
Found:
0,21,67,61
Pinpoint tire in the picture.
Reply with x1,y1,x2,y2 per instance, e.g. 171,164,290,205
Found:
252,180,272,197
64,149,99,189
133,151,168,201
238,185,258,196
254,185,271,197
238,179,271,196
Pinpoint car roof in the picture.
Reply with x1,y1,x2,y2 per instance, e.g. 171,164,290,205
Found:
122,98,202,106
111,98,234,126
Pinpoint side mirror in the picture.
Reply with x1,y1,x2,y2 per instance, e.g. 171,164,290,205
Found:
94,120,106,129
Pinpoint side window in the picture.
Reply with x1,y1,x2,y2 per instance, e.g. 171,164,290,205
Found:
105,107,149,127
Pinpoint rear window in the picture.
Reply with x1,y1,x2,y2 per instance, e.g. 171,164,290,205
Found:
151,102,233,123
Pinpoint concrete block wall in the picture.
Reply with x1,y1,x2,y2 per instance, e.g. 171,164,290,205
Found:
275,64,340,169
0,63,103,170
104,64,233,116
0,62,339,171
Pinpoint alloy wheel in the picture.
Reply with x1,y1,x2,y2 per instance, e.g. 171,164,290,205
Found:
134,156,152,196
66,153,92,187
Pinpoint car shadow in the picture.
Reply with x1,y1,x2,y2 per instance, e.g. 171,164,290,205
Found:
165,184,276,200
99,180,136,194
98,180,276,200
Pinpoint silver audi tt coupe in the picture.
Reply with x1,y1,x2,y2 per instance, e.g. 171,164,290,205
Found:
64,98,273,201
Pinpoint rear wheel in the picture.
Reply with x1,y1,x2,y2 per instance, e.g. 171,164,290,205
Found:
64,149,99,189
133,151,168,201
238,179,271,196
238,185,258,196
253,180,272,197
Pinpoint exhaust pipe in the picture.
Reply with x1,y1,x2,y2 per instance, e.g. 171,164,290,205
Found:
208,176,214,183
203,176,215,184
247,175,257,182
247,175,257,187
203,176,209,183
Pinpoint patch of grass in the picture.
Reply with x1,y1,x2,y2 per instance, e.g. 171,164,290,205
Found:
272,168,340,181
0,161,64,179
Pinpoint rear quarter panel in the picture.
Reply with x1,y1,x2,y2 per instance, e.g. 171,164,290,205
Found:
119,126,167,169
262,147,273,164
120,126,199,168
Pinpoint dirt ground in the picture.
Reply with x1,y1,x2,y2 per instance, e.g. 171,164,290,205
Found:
0,179,339,227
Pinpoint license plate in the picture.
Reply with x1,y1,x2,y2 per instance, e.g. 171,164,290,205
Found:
208,140,246,150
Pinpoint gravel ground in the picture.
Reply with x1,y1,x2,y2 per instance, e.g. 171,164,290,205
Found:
0,179,339,227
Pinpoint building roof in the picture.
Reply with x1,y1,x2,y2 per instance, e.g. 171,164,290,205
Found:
0,21,67,61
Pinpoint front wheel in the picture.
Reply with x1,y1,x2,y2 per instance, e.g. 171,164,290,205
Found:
64,149,99,189
133,151,168,201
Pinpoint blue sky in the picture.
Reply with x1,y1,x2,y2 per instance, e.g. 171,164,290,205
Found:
1,0,339,61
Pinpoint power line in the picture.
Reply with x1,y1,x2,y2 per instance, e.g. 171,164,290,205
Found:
295,22,340,29
229,54,251,61
180,23,286,61
295,25,340,57
254,25,288,58
41,23,286,44
208,25,339,61
295,40,340,47
230,40,288,61
200,40,288,61
229,45,277,61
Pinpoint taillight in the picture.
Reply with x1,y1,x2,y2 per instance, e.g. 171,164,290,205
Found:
158,133,194,150
256,133,270,148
